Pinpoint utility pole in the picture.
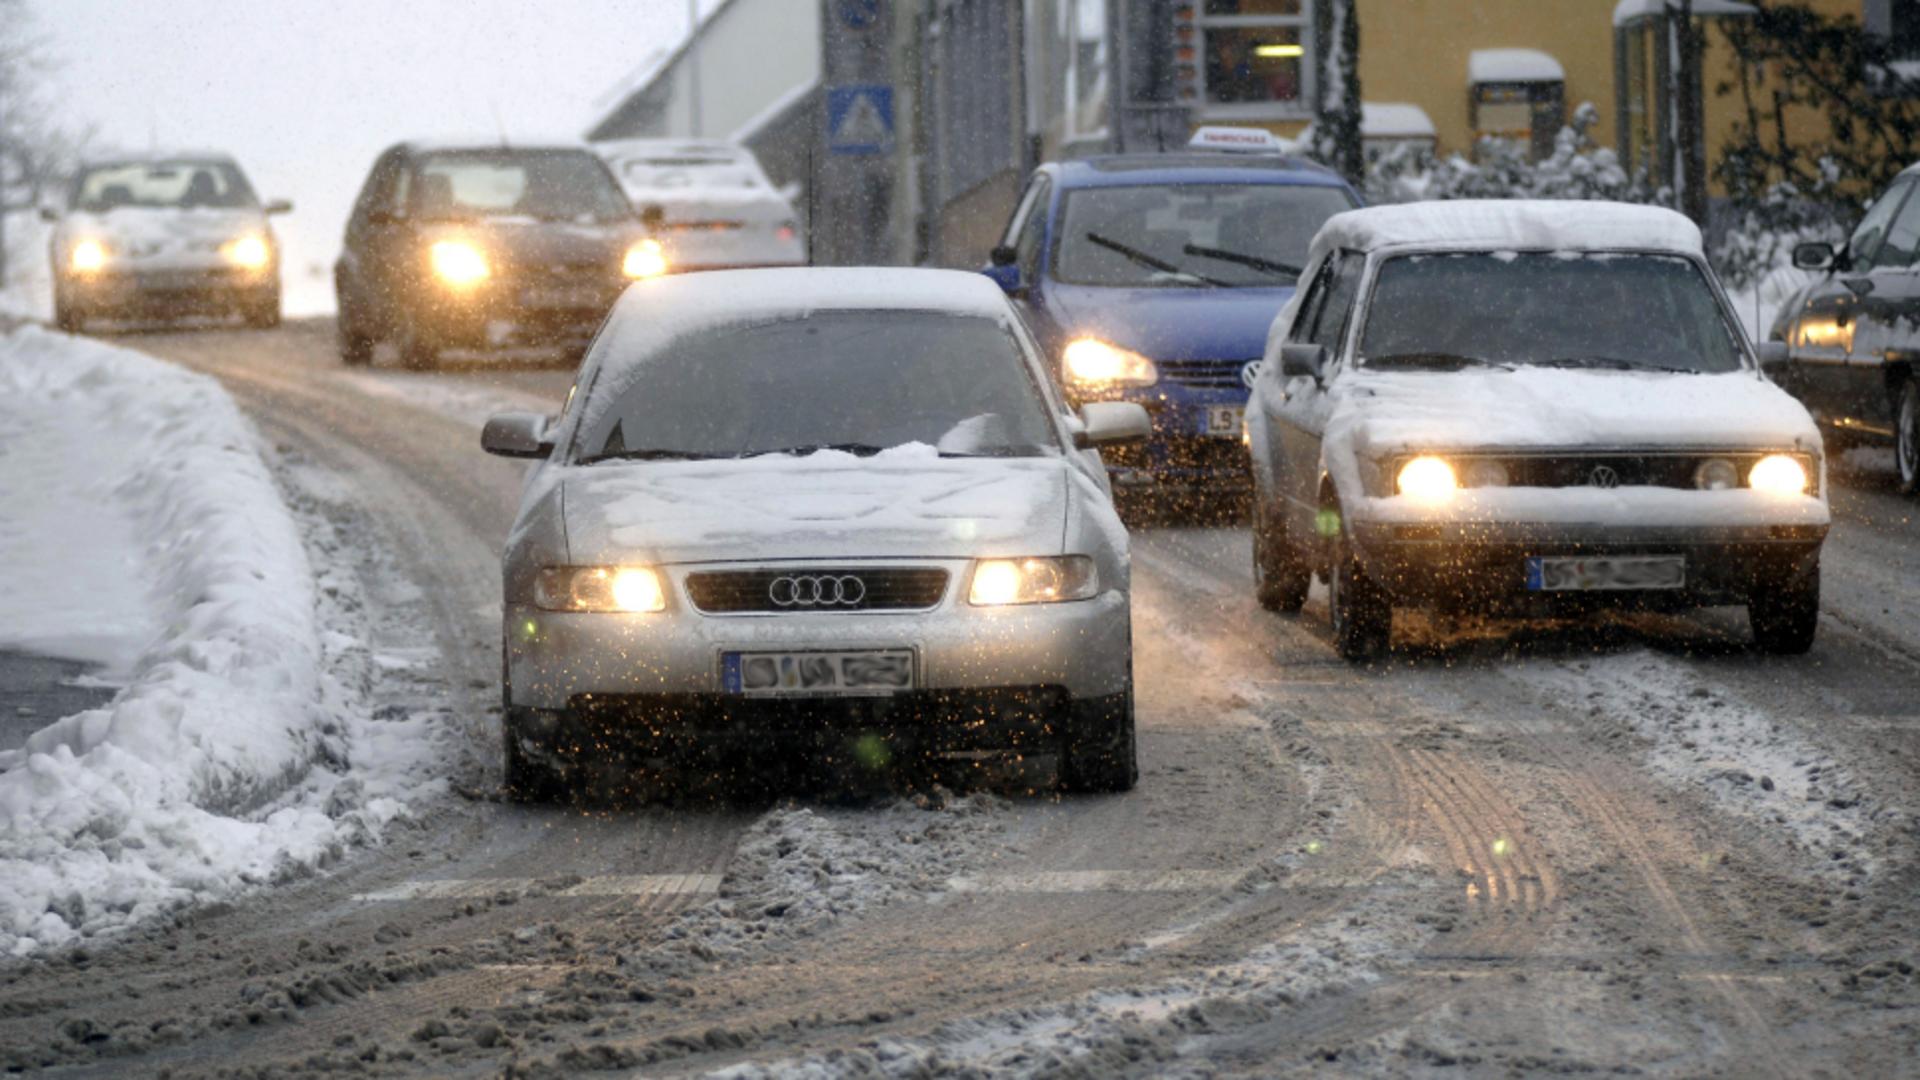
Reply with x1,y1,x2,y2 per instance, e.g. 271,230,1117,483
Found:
687,0,704,138
816,0,894,265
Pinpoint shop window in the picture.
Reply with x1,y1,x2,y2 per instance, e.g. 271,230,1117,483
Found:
1172,0,1313,117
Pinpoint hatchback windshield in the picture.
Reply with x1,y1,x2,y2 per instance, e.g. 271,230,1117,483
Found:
1358,252,1748,374
72,160,258,212
576,311,1058,463
411,150,632,223
1053,183,1355,288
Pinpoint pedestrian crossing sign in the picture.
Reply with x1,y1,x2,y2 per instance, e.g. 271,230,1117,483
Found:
827,84,894,155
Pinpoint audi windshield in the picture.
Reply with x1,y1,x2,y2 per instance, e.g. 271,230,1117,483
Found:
1358,252,1748,374
1053,183,1356,288
574,311,1060,463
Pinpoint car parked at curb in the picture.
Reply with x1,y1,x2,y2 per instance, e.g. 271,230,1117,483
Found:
1247,201,1831,660
1768,162,1920,493
335,140,664,369
981,128,1359,516
46,152,290,332
483,268,1149,797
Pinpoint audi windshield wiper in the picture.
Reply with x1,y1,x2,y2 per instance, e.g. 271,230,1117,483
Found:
1363,352,1514,371
1537,355,1699,374
577,448,723,464
1181,242,1302,279
1084,232,1228,288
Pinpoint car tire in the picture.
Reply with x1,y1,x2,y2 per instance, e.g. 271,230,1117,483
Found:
1252,497,1311,613
399,323,440,371
501,656,567,803
1329,527,1391,662
1749,557,1820,655
243,293,281,330
53,294,84,334
1897,379,1919,496
1059,666,1138,794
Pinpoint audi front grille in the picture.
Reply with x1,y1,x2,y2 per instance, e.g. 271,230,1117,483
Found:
684,568,950,614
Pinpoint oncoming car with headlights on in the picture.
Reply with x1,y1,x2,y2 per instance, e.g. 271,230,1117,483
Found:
482,268,1150,797
46,152,291,332
1246,201,1830,660
334,140,665,368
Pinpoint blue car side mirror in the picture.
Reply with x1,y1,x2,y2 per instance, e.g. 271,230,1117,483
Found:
982,261,1023,296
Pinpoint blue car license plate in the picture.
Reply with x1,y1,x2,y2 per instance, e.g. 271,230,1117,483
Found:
721,649,915,697
1525,556,1686,591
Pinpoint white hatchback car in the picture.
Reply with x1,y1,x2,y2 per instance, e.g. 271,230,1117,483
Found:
483,268,1149,796
591,138,805,272
1246,201,1830,660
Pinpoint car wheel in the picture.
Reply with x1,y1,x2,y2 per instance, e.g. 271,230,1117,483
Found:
398,315,441,371
1059,663,1138,794
243,293,281,330
1329,527,1391,662
501,652,567,803
1897,379,1920,495
53,293,84,334
1252,497,1311,613
1749,557,1820,655
337,307,374,366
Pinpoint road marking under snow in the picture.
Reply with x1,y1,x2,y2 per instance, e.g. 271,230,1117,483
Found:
352,873,724,902
946,870,1247,894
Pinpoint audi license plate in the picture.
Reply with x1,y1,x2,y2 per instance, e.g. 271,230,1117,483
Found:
1525,556,1686,592
522,284,604,309
721,649,915,697
1205,405,1245,438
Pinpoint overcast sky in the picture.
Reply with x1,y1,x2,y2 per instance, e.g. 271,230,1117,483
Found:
34,0,709,313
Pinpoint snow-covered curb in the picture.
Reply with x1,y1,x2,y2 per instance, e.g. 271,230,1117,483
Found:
0,327,394,955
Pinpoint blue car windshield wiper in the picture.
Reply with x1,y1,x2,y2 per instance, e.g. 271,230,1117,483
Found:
1084,231,1228,288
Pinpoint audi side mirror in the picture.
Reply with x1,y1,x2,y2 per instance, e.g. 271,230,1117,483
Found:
1792,242,1836,272
1279,343,1328,382
481,412,554,459
1075,401,1151,449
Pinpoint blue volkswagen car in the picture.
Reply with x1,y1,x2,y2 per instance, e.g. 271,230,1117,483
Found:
983,130,1359,513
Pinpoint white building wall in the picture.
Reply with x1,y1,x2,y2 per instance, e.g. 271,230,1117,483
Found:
679,0,821,139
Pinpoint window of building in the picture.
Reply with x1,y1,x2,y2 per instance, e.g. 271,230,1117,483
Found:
1172,0,1314,118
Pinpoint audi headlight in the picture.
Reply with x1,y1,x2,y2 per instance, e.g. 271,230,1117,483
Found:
1396,456,1458,502
430,240,490,287
1693,457,1740,491
968,556,1098,606
222,233,272,270
534,566,666,613
1748,454,1810,496
69,239,107,274
1062,338,1158,390
623,238,668,279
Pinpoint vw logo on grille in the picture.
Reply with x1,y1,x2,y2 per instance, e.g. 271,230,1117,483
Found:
1589,465,1621,489
768,574,867,607
1241,359,1264,389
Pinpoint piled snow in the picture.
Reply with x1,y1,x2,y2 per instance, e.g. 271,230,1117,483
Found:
1362,102,1436,140
1307,201,1703,266
1613,0,1757,26
0,328,410,955
1467,48,1565,85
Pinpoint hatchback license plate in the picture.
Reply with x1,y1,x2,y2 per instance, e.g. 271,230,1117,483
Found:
721,649,914,697
523,284,605,309
1205,405,1245,438
1526,556,1685,592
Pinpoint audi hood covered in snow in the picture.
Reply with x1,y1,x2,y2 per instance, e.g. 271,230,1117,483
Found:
483,268,1150,797
1245,201,1830,660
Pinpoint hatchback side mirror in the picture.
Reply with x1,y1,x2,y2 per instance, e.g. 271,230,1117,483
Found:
1754,340,1792,380
264,199,293,215
1074,401,1152,449
1279,343,1329,382
482,412,554,459
38,206,59,223
1792,242,1836,272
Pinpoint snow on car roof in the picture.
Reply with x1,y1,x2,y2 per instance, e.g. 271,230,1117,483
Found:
79,149,239,167
1310,200,1704,261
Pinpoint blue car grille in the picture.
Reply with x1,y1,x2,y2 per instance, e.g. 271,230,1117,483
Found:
1159,358,1254,390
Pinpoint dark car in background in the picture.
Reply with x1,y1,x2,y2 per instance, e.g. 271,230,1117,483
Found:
46,152,291,332
1769,162,1920,493
981,127,1359,517
334,141,664,369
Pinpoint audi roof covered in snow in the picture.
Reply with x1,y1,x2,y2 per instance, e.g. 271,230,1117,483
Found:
482,267,1152,798
981,131,1360,511
1244,200,1830,660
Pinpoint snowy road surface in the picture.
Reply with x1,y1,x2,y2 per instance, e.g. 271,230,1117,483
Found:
2,320,1917,1076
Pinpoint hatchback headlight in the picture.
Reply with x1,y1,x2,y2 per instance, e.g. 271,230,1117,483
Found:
968,557,1098,606
534,566,666,613
430,240,490,287
222,233,272,270
1062,339,1158,389
69,239,107,274
1463,459,1509,488
1693,457,1740,491
1748,454,1810,496
623,238,668,279
1396,456,1458,502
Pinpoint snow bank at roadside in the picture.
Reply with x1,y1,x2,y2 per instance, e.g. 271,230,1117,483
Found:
0,327,389,955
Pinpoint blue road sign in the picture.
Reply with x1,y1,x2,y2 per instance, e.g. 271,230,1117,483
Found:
826,84,894,156
838,0,882,29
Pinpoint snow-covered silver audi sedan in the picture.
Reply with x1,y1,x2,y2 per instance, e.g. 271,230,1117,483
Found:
483,268,1149,798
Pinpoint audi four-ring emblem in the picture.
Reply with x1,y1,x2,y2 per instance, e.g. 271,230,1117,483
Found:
768,574,867,607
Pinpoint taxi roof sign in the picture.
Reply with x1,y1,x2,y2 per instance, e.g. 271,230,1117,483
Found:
1187,126,1289,154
